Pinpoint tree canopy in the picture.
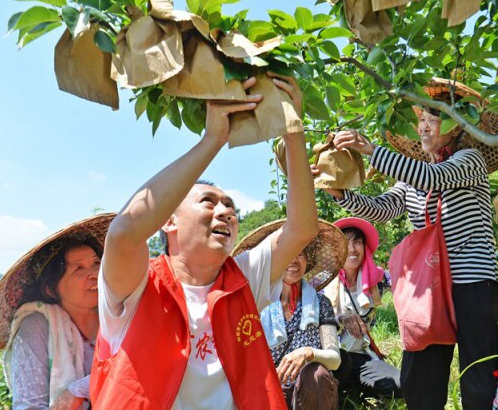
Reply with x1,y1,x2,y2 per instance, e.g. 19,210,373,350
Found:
6,0,498,144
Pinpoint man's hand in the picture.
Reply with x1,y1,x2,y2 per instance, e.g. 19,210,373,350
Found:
205,77,262,146
334,129,376,156
339,314,368,339
277,347,314,384
267,71,303,120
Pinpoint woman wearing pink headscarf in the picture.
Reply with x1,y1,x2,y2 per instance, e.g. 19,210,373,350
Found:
323,217,402,399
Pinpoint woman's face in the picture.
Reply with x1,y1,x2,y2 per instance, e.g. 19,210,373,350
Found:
283,251,307,285
57,245,100,311
418,110,455,154
344,235,365,274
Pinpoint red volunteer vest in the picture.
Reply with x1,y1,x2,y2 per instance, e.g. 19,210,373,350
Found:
90,255,286,409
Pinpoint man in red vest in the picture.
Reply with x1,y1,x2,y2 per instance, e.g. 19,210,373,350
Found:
90,74,318,409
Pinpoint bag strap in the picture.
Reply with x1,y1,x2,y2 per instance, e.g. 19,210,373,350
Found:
425,191,443,227
343,286,385,360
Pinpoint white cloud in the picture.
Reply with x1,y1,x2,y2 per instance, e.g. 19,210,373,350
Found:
89,170,107,182
224,189,265,216
0,215,51,275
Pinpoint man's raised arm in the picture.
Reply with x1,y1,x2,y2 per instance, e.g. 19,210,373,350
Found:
266,73,319,283
104,78,262,301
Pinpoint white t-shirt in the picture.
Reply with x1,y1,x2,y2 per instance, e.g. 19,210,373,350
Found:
98,237,281,410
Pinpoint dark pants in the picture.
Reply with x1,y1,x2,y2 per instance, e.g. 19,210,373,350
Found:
336,349,402,399
401,280,498,410
282,363,339,410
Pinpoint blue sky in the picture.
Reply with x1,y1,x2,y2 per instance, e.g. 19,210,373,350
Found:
0,0,330,272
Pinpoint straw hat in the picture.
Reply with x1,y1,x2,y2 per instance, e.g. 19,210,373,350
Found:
386,77,498,173
232,219,348,291
0,213,115,348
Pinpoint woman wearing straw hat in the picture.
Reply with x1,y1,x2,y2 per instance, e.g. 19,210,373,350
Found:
323,217,402,400
234,219,348,410
0,213,114,410
311,78,498,410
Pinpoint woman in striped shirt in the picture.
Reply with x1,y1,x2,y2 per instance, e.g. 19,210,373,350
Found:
311,104,498,410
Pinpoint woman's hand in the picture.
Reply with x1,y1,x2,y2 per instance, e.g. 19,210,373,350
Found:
339,314,368,339
334,130,376,156
276,346,314,384
205,77,262,147
267,71,303,120
310,165,345,199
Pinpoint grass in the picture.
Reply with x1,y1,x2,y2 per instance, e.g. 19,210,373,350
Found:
340,292,462,409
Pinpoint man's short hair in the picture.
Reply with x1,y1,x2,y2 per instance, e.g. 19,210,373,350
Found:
158,179,216,255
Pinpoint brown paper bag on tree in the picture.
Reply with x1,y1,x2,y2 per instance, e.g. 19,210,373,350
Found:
228,73,303,147
274,138,287,174
111,16,184,88
162,34,248,101
442,0,480,27
216,32,281,59
312,136,365,189
54,26,119,109
343,0,392,44
371,0,410,11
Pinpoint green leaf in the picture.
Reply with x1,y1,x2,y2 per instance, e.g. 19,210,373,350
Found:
319,41,340,60
319,27,353,39
181,100,205,135
330,73,356,96
305,95,330,120
294,7,313,31
247,21,276,42
267,59,293,76
61,6,82,35
440,118,458,135
366,46,384,65
243,56,268,67
325,85,340,111
186,0,200,14
166,99,182,129
268,10,297,30
19,21,61,47
385,101,395,124
148,88,162,105
76,0,111,10
223,59,251,81
465,104,480,121
134,96,148,119
481,84,498,99
285,33,314,43
13,0,66,6
14,6,60,32
7,12,23,35
94,29,115,53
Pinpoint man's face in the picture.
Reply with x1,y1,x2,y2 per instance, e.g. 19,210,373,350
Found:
167,184,238,257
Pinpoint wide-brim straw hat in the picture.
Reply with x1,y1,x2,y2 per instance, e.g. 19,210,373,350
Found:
0,213,115,348
232,219,347,291
386,77,498,173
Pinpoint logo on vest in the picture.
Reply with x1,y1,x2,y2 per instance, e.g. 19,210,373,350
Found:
236,314,263,347
425,251,440,269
